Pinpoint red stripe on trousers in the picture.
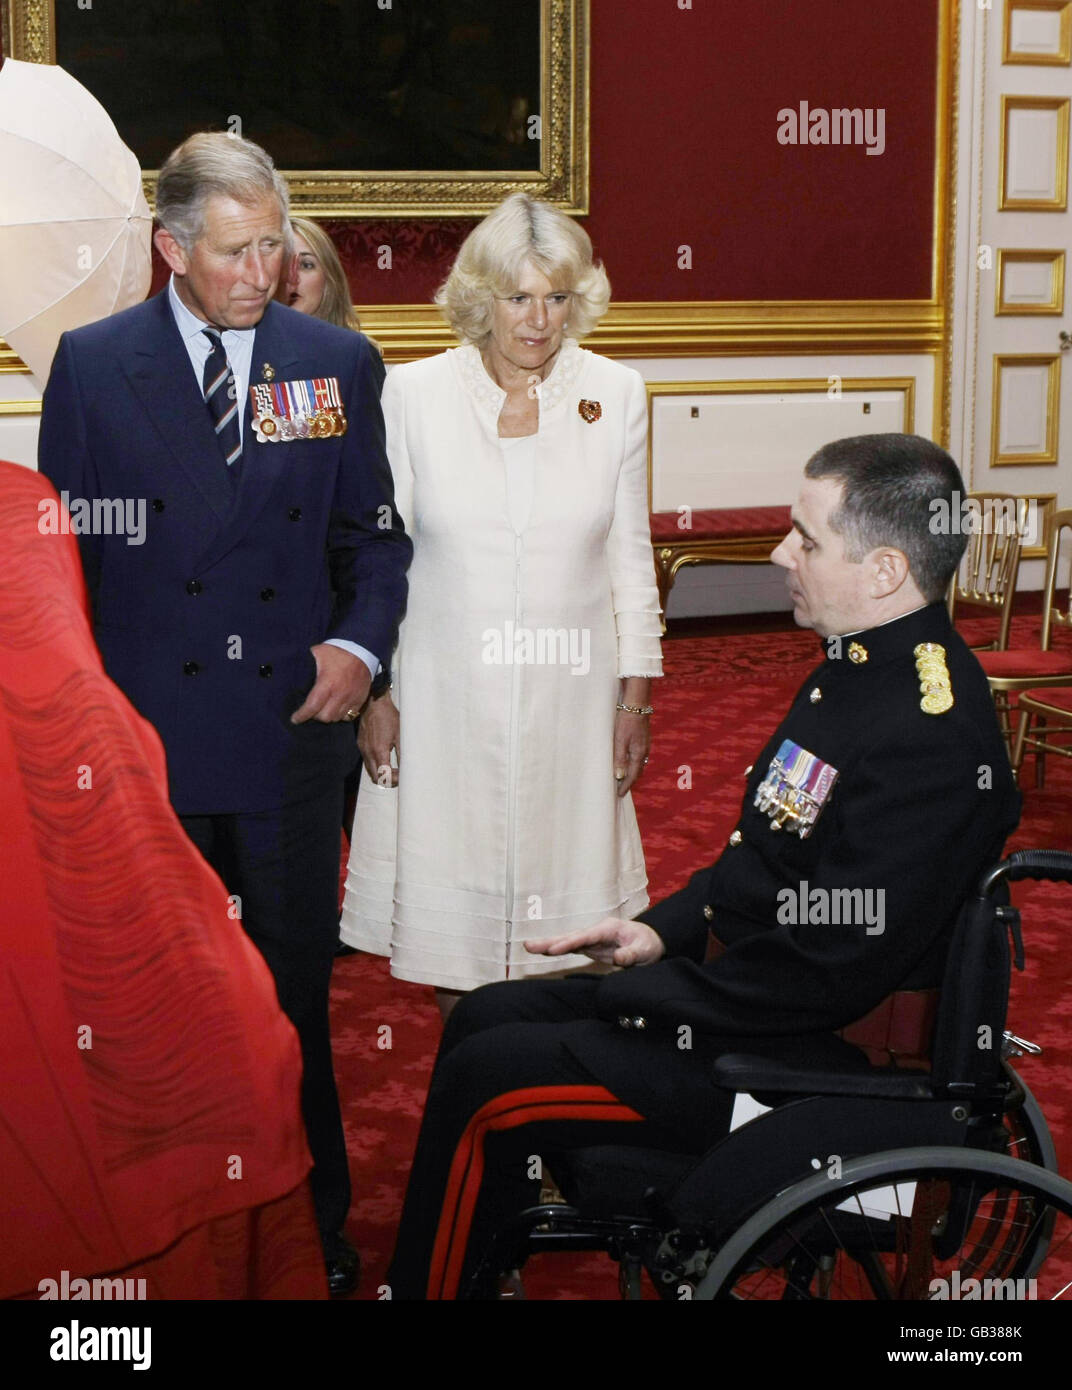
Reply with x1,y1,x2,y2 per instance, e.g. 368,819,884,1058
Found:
427,1085,643,1300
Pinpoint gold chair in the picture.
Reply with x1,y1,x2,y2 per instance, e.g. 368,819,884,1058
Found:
947,493,1031,652
1011,508,1072,785
979,506,1072,771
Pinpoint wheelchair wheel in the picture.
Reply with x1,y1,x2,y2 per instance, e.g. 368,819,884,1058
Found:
1003,1070,1057,1172
694,1148,1072,1301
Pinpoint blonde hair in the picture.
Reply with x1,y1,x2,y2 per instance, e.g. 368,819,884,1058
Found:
289,217,362,333
436,193,611,347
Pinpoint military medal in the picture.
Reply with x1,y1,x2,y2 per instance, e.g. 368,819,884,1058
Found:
578,399,602,423
755,739,839,837
248,376,347,444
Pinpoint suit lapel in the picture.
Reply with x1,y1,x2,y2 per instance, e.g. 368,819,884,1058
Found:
120,292,236,525
195,304,301,572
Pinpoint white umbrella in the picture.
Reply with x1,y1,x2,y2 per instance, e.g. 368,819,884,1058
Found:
0,57,152,385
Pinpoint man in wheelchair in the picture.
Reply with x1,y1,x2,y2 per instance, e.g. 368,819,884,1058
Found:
388,432,1021,1299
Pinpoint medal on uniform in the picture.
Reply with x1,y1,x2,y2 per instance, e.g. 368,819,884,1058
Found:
249,376,347,443
754,739,839,837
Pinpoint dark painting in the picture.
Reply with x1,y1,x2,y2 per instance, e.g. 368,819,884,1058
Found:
53,0,542,173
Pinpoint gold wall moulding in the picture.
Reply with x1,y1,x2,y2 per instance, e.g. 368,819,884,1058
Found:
1003,1,1072,66
0,398,42,415
995,249,1067,315
990,353,1062,466
1022,493,1059,558
643,376,918,512
6,0,590,217
998,96,1071,210
353,300,946,362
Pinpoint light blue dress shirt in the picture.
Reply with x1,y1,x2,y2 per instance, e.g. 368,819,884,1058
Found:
167,276,379,683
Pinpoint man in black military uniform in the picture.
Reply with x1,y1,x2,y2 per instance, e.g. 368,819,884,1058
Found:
386,433,1021,1299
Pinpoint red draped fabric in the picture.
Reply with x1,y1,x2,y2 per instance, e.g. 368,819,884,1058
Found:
0,461,326,1300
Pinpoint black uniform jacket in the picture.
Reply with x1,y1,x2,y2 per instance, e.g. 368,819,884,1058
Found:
573,603,1020,1126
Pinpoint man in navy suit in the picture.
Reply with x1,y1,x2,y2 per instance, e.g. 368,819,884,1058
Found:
38,132,412,1296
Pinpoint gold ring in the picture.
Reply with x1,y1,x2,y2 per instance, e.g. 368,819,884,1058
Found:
344,708,359,722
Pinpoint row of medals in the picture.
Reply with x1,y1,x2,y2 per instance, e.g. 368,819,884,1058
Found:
915,641,954,714
260,408,348,441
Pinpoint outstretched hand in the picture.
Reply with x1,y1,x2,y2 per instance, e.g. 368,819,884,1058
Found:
524,916,665,968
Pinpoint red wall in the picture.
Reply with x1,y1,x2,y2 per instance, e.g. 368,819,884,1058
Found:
332,0,941,307
134,0,942,307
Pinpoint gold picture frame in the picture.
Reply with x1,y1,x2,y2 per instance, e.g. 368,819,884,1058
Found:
995,249,1066,314
990,353,1062,466
998,96,1071,210
1021,493,1059,558
1003,1,1072,66
4,0,589,217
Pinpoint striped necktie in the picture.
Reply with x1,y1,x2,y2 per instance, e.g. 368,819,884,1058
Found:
201,328,242,473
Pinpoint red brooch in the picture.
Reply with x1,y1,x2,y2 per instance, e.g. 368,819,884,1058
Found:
578,399,602,423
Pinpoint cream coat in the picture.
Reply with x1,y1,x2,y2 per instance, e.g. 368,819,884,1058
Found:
340,340,663,989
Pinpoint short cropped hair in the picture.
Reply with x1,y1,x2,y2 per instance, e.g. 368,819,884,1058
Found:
289,217,361,332
436,192,611,347
157,132,290,251
804,433,967,602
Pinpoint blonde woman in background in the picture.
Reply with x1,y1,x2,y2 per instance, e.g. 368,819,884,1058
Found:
340,193,663,1022
277,215,364,334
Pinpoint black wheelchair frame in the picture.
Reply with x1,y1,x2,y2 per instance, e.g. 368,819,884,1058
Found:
469,850,1072,1301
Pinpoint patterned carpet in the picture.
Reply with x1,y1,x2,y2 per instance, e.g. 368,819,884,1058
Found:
330,613,1072,1299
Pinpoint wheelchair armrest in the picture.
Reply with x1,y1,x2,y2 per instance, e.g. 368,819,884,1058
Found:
710,1052,935,1100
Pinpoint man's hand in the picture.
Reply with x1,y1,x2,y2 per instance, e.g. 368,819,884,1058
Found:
524,916,666,968
291,644,371,724
358,692,400,786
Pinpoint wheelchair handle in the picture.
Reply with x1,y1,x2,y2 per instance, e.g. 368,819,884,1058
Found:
979,849,1072,896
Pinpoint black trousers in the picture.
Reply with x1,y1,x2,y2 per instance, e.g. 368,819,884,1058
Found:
181,785,350,1254
387,976,736,1299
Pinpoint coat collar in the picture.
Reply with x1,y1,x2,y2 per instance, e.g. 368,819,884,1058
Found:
821,602,954,670
450,338,586,425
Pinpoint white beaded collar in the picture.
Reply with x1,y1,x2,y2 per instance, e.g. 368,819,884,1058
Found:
451,338,586,422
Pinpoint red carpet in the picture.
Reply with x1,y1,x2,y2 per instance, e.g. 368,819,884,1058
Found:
331,614,1072,1299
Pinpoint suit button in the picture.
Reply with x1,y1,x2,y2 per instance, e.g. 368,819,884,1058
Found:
729,830,743,846
703,905,714,921
151,499,165,513
288,507,302,521
260,587,275,601
186,579,202,596
618,1016,632,1030
632,1017,647,1030
258,663,273,678
183,660,199,676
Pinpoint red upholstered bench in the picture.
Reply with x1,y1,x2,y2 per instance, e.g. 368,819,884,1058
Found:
649,505,792,618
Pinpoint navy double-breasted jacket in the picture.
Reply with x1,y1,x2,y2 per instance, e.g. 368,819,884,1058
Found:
38,291,412,814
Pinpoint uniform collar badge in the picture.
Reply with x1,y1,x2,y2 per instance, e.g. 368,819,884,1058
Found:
848,641,868,663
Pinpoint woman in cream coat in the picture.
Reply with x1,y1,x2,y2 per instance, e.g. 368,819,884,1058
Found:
341,194,663,1019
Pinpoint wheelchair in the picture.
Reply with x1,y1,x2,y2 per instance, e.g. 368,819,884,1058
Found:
470,850,1072,1300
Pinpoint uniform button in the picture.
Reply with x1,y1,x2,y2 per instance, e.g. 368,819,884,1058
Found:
810,687,822,704
729,830,743,846
185,579,202,596
618,1016,632,1030
183,660,199,676
151,499,165,513
258,664,273,678
703,905,714,921
632,1017,647,1030
288,507,302,521
260,587,275,601
744,764,753,776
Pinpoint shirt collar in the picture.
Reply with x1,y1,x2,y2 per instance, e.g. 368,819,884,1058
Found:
167,275,256,346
